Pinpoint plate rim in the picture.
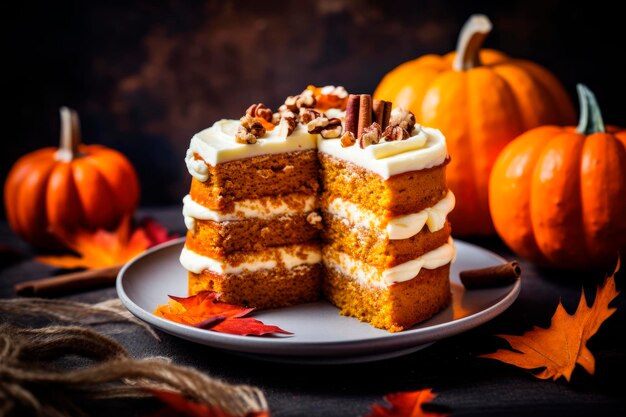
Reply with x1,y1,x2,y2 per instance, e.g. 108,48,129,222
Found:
116,237,520,357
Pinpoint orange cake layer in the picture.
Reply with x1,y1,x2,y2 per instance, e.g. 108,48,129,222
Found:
322,264,451,332
190,150,319,210
318,153,448,216
189,264,322,309
186,214,322,258
322,215,451,268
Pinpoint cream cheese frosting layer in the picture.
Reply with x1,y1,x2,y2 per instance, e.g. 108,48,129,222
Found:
180,245,322,275
186,119,317,180
182,194,317,231
326,191,455,240
317,126,448,179
323,238,456,287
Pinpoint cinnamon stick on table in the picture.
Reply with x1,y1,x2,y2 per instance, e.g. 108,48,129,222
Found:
459,261,521,289
15,265,122,297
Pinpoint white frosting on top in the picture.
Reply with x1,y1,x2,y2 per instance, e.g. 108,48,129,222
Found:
185,119,317,176
323,238,456,287
327,191,455,240
180,245,321,274
182,194,317,231
317,126,448,179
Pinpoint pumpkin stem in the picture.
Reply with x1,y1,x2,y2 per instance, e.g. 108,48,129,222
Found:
56,107,82,162
576,84,605,134
452,14,492,71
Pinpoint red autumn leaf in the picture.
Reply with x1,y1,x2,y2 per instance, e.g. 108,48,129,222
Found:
35,216,176,269
153,291,292,337
139,217,180,246
211,317,291,336
146,389,269,417
365,389,449,417
480,259,621,381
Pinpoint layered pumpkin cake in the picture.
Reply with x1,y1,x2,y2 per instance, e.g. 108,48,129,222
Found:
318,95,455,332
180,86,455,331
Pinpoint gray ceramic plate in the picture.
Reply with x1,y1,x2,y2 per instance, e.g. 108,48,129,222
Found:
117,238,520,364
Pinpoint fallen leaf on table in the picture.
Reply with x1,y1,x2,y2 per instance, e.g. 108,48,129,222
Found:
480,259,621,381
364,389,449,417
154,292,292,336
35,216,175,269
147,389,270,417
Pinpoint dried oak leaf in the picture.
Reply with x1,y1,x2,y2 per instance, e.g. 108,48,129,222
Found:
154,292,292,337
365,389,449,417
147,389,269,417
36,216,175,269
480,259,621,381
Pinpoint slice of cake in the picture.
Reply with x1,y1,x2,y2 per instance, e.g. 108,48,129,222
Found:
179,86,455,332
180,97,328,309
318,94,455,332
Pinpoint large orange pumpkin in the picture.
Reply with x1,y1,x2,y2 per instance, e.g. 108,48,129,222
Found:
4,107,140,249
489,85,626,270
373,14,576,236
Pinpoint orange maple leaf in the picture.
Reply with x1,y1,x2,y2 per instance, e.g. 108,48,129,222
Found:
365,389,449,417
154,292,292,336
480,259,621,381
146,389,269,417
36,216,151,269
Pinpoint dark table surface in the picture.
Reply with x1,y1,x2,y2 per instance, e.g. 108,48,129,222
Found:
1,206,625,417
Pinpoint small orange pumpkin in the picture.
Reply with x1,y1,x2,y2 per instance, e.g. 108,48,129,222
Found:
374,14,576,236
489,84,626,270
4,107,140,249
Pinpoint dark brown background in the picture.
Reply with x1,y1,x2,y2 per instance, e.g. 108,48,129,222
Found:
2,0,624,215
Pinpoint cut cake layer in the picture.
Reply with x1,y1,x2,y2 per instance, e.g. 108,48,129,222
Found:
319,153,449,216
323,215,451,268
323,264,451,332
186,214,321,257
190,150,319,210
189,264,322,309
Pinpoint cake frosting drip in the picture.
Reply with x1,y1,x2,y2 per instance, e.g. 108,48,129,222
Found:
185,119,317,174
327,191,455,239
317,126,448,179
180,245,322,274
183,194,317,231
324,238,456,287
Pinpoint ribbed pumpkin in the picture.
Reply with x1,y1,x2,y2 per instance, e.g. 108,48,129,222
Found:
374,14,576,236
489,85,626,270
4,107,140,249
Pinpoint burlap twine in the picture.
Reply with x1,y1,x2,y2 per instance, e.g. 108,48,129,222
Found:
0,298,268,417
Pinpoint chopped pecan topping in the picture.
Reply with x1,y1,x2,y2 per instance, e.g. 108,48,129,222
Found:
340,131,356,147
296,89,316,108
320,118,342,139
320,85,349,99
245,103,273,122
307,116,330,134
358,122,382,148
235,126,257,144
240,114,266,138
283,96,299,113
381,124,410,141
278,114,298,137
283,90,317,113
271,112,281,125
299,108,324,125
389,107,416,132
